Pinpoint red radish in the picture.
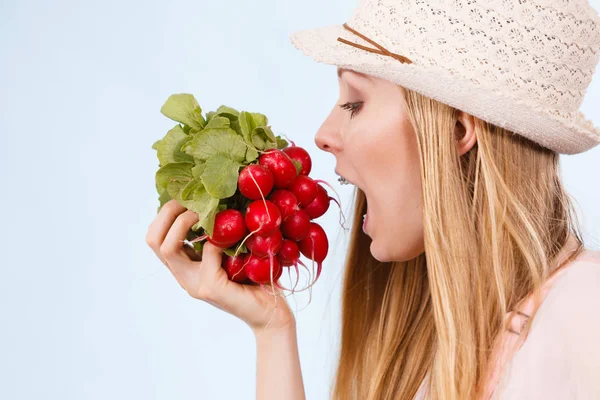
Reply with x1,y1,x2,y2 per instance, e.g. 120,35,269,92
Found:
268,189,300,221
259,149,297,189
245,200,282,235
298,222,329,281
277,239,300,266
246,229,283,258
277,239,302,292
302,184,330,219
207,209,247,248
222,255,248,283
289,176,317,207
283,146,312,176
243,253,283,284
238,164,274,200
281,210,310,241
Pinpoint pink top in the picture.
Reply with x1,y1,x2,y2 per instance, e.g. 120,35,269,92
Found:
414,247,600,399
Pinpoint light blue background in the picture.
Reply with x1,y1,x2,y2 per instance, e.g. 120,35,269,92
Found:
1,1,599,399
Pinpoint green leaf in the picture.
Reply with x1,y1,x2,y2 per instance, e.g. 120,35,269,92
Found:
178,179,202,209
261,126,277,142
191,162,206,180
157,188,172,212
193,187,220,224
160,94,206,130
292,160,302,175
192,199,219,236
151,139,162,150
216,105,240,121
251,134,267,150
230,119,243,137
167,176,192,199
201,154,242,198
205,111,216,123
250,126,277,150
276,136,289,149
245,146,259,163
223,243,247,257
180,182,220,235
155,162,193,195
239,111,257,143
223,248,235,257
203,116,230,130
250,112,268,127
182,129,247,163
191,241,204,252
156,125,194,166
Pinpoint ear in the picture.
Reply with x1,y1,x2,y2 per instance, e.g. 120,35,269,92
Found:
455,111,477,156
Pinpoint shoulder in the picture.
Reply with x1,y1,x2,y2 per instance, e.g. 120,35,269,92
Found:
496,250,600,398
538,248,600,325
527,248,600,363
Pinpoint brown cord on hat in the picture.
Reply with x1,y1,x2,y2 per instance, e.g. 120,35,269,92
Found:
337,23,413,65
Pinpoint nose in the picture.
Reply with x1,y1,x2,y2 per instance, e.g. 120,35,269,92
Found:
314,113,341,153
314,131,330,152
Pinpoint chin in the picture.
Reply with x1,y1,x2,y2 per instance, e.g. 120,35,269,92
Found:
369,240,396,262
370,238,424,263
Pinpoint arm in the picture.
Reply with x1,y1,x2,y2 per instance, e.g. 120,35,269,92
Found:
146,201,305,399
254,322,306,400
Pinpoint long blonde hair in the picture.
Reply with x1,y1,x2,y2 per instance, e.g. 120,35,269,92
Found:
331,86,586,400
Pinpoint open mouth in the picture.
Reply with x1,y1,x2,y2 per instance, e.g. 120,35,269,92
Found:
363,195,370,234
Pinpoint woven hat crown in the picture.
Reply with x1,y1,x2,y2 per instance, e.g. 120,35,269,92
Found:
347,0,600,116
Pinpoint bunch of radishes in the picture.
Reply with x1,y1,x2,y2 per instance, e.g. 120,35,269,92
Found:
195,145,337,292
153,94,341,294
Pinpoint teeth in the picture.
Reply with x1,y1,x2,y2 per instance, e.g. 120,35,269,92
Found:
363,213,367,222
337,175,351,185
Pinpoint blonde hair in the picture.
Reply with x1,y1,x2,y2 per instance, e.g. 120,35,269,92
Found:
330,86,586,400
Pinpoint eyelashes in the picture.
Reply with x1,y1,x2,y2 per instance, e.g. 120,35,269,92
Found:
338,101,363,119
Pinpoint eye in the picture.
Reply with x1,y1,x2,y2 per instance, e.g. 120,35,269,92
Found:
338,101,363,119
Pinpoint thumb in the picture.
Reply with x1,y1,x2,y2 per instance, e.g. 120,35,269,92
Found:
201,241,224,273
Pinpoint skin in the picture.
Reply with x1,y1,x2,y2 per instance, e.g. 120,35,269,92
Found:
315,67,478,262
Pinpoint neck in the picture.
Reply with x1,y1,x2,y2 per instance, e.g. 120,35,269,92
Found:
549,233,583,275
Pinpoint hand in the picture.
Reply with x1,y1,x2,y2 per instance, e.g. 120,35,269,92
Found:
146,199,295,334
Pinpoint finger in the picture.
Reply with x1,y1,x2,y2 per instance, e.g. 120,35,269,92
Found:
199,241,224,277
146,199,186,266
161,210,200,269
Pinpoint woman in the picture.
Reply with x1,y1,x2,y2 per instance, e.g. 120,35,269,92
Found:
146,0,600,398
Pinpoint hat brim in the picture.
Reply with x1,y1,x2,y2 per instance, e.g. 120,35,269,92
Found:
290,25,600,155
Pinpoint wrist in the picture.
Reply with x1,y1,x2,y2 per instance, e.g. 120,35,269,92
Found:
253,315,297,340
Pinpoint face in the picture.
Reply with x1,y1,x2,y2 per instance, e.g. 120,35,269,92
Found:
314,68,425,262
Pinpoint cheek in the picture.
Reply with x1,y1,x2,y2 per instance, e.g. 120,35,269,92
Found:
353,111,419,204
351,113,424,260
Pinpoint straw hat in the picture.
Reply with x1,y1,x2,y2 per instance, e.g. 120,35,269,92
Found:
290,0,600,154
